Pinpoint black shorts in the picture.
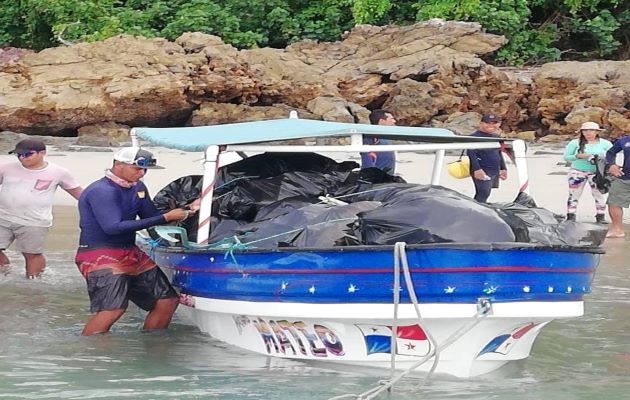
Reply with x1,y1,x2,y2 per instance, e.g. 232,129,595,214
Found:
86,266,178,313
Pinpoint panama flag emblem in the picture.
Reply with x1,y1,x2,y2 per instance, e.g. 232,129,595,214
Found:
477,322,539,357
357,324,431,357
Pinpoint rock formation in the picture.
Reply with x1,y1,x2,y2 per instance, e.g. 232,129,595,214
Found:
1,20,629,144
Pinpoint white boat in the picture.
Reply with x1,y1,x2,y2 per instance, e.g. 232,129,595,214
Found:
132,114,603,379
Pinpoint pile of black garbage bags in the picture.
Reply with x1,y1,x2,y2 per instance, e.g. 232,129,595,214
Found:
153,153,606,248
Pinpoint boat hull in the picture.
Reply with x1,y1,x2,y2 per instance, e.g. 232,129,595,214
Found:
145,243,600,377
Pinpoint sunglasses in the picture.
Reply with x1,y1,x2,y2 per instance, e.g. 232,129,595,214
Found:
133,157,158,168
16,150,39,159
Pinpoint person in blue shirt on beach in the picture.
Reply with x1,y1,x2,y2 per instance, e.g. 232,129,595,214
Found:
563,122,612,223
467,113,507,203
605,135,630,238
361,109,396,174
76,147,192,335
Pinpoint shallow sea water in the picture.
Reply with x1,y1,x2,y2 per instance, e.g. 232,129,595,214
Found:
2,222,630,399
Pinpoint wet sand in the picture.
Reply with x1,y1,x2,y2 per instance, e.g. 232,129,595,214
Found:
49,206,79,251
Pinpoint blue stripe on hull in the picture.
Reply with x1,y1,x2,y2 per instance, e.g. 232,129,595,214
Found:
148,246,599,304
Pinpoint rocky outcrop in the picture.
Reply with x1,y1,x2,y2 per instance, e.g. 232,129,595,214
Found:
1,21,629,143
534,61,630,137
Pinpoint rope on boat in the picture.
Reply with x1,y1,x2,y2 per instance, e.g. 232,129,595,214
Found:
213,217,358,267
392,242,440,377
223,236,249,267
145,237,165,261
215,175,261,190
324,186,396,202
328,242,493,400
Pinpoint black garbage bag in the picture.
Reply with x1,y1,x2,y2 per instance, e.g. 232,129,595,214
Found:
151,153,606,250
254,196,320,221
495,203,567,245
214,201,380,248
151,175,203,242
353,185,516,245
208,218,250,243
556,220,608,247
153,175,203,210
513,191,538,208
215,152,359,189
215,170,355,221
591,155,611,194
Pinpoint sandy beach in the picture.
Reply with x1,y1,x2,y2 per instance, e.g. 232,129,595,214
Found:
1,144,624,251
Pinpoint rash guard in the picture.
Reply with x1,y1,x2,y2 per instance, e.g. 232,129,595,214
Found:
78,177,166,248
606,136,630,181
466,130,506,174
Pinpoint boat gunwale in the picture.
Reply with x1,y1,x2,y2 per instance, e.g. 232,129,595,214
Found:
144,240,605,255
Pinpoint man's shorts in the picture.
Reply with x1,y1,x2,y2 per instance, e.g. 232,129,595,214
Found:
75,247,178,313
0,219,48,254
607,177,630,208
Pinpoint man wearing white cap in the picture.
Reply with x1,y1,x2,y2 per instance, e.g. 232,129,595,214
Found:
76,147,191,335
0,138,83,278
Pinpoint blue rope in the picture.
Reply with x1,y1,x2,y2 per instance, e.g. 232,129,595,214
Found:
215,175,260,190
145,237,163,260
223,236,251,268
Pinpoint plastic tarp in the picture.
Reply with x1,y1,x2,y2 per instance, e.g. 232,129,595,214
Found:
152,153,606,248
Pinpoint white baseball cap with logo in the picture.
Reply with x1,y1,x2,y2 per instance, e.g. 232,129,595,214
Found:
113,147,164,169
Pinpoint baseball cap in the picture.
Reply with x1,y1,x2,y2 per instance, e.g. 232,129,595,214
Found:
8,138,46,154
579,121,604,131
481,113,502,123
113,147,164,169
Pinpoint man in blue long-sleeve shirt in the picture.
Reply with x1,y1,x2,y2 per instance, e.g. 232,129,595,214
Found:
361,109,397,174
76,147,191,335
467,113,507,203
605,136,630,238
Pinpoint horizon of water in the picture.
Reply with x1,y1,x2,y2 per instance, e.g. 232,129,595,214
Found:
2,239,630,399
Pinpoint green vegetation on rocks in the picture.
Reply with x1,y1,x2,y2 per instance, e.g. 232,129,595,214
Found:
1,0,628,65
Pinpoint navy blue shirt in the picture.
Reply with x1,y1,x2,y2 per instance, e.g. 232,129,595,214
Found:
361,137,396,173
78,177,166,248
606,136,630,180
467,131,506,174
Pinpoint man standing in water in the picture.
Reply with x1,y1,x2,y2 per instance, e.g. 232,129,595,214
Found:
76,147,191,335
467,113,508,203
361,109,397,174
0,138,83,278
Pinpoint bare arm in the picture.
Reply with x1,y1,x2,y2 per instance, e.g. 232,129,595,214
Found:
65,186,84,200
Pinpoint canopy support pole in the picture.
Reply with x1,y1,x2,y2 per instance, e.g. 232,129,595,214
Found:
431,150,445,185
512,139,529,194
196,145,220,244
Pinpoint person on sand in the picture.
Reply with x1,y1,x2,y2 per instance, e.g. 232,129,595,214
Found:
467,113,508,203
605,135,630,238
76,147,192,335
0,138,83,278
563,122,612,223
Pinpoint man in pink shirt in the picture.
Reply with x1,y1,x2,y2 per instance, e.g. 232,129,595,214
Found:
0,138,83,278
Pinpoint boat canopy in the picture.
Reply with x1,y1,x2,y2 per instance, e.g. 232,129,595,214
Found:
133,118,509,152
132,116,528,245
